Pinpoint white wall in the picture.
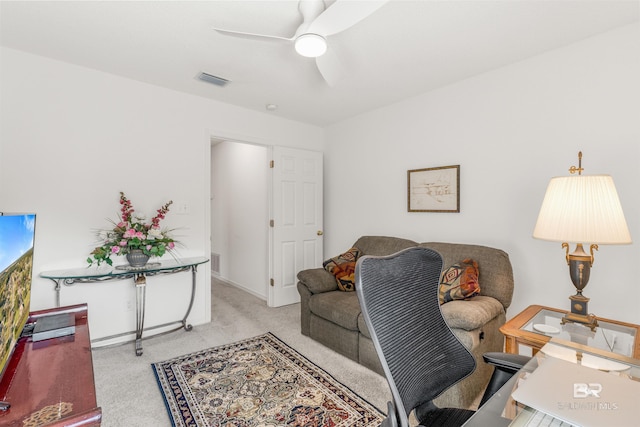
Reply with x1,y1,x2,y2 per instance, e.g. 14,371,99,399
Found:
211,141,269,299
325,23,640,325
2,21,638,343
0,47,323,341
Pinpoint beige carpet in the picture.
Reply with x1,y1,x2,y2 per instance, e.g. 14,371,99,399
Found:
92,277,391,426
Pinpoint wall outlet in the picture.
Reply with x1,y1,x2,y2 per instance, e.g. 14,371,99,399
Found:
125,299,134,312
175,201,190,215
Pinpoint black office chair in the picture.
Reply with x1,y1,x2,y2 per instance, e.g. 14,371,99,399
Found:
355,246,528,427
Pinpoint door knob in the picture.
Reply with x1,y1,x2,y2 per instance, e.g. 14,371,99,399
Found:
317,230,324,236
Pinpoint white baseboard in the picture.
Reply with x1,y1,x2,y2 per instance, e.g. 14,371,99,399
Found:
211,272,267,302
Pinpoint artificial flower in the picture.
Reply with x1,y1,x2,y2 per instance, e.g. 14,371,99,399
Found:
88,192,177,266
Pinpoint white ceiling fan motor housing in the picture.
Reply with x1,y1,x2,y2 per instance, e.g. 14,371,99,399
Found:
294,33,327,57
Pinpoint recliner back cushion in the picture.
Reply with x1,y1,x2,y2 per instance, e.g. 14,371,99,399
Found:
421,242,514,309
352,236,417,256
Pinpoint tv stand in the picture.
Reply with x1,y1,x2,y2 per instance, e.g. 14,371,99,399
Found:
0,304,101,426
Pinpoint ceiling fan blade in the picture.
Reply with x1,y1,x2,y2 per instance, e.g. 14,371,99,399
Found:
307,0,389,37
316,48,343,87
213,28,293,43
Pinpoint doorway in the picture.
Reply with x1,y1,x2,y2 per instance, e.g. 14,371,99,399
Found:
210,139,324,306
211,140,269,299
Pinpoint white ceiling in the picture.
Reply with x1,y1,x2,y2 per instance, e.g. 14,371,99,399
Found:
1,1,638,126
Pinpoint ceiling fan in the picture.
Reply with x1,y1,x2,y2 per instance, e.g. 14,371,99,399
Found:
212,0,389,86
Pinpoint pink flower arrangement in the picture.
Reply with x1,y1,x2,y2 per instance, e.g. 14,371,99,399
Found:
88,192,177,266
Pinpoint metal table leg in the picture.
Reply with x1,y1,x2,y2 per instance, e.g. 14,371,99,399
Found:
181,265,198,332
40,257,209,356
134,273,147,356
47,279,62,307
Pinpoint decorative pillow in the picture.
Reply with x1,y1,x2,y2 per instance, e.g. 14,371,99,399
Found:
438,258,480,304
323,247,361,292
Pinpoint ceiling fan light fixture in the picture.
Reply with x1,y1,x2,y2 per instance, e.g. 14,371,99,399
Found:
294,33,327,58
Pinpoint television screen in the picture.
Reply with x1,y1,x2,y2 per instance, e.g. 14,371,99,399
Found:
0,213,36,379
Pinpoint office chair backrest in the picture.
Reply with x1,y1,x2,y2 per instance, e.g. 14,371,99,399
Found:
356,247,476,427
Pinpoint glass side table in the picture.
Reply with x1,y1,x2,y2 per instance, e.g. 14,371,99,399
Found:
500,305,640,359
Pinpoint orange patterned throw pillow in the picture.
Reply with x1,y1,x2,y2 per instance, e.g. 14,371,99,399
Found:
323,247,361,292
438,258,480,304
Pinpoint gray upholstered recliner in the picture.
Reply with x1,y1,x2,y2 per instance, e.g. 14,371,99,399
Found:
296,236,515,409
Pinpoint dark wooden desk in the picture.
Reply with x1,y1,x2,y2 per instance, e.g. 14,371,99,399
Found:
0,304,101,426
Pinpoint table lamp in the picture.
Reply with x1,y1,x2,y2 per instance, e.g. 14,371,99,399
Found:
533,152,631,331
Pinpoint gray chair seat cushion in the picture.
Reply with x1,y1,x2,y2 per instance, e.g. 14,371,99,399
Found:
439,296,505,331
308,290,361,331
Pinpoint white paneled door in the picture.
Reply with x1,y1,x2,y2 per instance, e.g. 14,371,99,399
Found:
269,147,323,307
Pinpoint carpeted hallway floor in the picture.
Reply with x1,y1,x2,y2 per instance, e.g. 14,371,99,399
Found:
92,276,391,426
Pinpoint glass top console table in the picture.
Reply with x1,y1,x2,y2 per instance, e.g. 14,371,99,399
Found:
500,305,639,359
40,257,209,356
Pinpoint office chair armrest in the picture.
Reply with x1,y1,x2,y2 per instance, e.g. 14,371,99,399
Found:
382,401,399,427
479,352,531,407
483,352,531,374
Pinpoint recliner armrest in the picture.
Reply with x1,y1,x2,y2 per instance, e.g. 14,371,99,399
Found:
297,268,338,294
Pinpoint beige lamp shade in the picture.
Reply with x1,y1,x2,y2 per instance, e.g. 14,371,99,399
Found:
533,175,632,245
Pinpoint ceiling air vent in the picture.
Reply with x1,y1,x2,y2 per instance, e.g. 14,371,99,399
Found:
198,72,229,87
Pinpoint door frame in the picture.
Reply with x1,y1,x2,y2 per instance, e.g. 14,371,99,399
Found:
207,131,324,305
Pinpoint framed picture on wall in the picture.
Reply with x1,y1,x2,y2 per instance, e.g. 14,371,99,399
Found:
407,165,460,212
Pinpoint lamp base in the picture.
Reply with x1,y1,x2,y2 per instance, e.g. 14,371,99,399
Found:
561,294,598,331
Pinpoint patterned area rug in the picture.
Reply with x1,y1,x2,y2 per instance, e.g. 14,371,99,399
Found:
152,333,385,427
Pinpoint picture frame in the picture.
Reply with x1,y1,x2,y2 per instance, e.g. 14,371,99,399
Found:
407,165,460,212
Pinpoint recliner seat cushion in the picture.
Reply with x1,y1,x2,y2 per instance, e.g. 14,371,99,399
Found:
308,291,361,331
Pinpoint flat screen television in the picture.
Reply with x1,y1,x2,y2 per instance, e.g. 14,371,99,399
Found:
0,213,36,382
